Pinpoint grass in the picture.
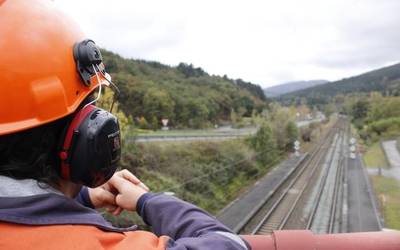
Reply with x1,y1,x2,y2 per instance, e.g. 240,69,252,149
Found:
363,142,389,169
371,176,400,230
104,139,280,227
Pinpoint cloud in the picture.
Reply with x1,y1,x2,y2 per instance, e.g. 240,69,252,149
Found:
309,1,400,70
55,0,400,87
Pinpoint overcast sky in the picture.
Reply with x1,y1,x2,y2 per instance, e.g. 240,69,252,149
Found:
56,0,400,88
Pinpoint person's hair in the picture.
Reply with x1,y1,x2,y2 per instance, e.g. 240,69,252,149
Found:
0,95,96,185
0,116,70,185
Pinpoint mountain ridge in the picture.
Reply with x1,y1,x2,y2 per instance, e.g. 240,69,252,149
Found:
277,62,400,105
264,80,328,97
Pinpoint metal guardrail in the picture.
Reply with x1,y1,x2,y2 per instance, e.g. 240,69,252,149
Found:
129,118,325,143
128,132,256,142
242,230,400,250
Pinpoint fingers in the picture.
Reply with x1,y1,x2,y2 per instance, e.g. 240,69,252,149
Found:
90,186,124,215
105,205,123,215
95,170,149,212
112,206,123,216
107,175,127,192
118,169,141,184
118,170,150,191
100,188,116,206
105,205,118,213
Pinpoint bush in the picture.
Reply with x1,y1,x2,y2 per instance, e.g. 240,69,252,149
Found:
397,137,400,152
249,124,278,165
368,117,400,136
285,121,298,152
120,139,271,218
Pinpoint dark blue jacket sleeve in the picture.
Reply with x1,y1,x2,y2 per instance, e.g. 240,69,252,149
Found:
74,186,94,209
137,193,249,250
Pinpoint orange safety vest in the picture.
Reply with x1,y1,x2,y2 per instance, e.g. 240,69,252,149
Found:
0,223,170,250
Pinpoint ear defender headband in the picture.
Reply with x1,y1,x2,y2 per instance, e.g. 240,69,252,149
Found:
58,40,121,188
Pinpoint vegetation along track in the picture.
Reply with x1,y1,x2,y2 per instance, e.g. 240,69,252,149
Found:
239,117,348,235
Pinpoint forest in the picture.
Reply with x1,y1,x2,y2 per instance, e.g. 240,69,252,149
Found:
101,50,268,129
278,63,400,107
340,93,400,142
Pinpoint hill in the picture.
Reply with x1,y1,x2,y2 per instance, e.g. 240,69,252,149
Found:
278,63,400,105
264,80,328,97
101,50,268,129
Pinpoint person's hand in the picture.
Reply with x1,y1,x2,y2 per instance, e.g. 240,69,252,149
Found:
87,186,118,212
107,169,150,192
88,170,149,215
106,174,148,213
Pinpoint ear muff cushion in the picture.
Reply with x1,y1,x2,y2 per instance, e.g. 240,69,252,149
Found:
70,108,121,187
59,105,96,180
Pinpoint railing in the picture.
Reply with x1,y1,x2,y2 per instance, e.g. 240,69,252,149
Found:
241,230,400,250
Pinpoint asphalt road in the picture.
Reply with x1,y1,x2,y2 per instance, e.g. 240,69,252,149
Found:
346,154,382,232
134,119,324,143
135,134,249,142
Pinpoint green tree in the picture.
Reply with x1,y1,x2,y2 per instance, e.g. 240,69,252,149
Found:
230,108,237,125
324,103,335,118
143,88,175,129
249,123,277,165
285,121,298,151
137,116,149,129
97,88,131,136
186,99,210,128
352,99,369,120
270,107,291,151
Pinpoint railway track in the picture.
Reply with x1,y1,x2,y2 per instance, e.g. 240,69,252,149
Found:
238,117,349,235
306,120,346,233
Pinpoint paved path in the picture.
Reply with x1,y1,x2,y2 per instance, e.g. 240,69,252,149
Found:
134,134,252,142
296,118,325,128
133,128,257,143
347,154,382,232
381,140,400,180
216,155,306,232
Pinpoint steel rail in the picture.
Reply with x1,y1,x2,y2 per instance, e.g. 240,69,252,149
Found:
327,119,347,233
328,153,344,233
250,120,342,234
306,125,343,230
279,123,343,231
277,139,332,230
234,121,337,234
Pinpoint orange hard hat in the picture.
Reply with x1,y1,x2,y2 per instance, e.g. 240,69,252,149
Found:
0,0,109,136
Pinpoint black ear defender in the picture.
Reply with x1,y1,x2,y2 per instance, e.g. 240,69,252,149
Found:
58,105,121,188
73,39,105,86
64,39,121,187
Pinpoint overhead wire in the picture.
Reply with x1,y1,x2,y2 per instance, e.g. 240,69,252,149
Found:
166,143,281,193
